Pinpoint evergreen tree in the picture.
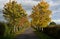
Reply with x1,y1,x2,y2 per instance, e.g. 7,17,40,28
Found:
30,0,52,29
49,22,56,26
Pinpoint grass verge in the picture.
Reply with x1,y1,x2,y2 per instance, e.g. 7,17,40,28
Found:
34,31,55,39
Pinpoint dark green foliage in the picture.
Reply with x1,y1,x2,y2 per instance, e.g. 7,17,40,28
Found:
0,22,5,36
32,24,60,39
34,31,55,39
32,25,55,39
49,22,56,26
0,21,14,39
43,27,60,39
0,22,14,39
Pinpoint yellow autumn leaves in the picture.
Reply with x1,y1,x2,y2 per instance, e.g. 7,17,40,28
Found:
30,1,52,27
3,0,52,32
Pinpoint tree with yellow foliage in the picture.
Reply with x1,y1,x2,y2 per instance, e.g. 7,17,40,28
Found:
30,0,52,31
3,0,30,34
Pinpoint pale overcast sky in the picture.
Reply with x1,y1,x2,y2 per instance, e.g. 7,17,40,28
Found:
0,0,60,24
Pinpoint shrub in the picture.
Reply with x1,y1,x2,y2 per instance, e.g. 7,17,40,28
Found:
0,22,14,39
0,22,5,36
43,27,60,39
49,22,56,26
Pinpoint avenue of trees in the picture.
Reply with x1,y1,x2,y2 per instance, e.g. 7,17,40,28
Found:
0,0,54,38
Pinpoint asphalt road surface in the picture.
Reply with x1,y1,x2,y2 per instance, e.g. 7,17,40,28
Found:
15,28,40,39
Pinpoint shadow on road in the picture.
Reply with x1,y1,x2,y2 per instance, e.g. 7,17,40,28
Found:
14,28,40,39
15,34,39,39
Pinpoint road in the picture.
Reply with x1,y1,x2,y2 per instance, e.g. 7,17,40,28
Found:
15,28,40,39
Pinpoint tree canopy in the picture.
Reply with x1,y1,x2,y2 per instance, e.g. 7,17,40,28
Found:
30,1,52,27
3,1,30,34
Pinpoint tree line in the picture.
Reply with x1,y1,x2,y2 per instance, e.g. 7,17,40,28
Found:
2,0,52,36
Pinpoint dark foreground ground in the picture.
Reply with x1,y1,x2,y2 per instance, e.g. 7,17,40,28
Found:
14,28,40,39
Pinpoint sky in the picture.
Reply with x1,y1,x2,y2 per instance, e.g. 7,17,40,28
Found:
0,0,60,24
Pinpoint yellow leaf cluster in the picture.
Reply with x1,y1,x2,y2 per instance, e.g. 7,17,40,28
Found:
30,1,52,28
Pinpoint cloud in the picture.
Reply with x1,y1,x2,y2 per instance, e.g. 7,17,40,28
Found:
52,0,60,2
0,0,60,24
0,13,5,21
52,12,60,20
52,20,60,24
17,0,39,15
0,0,9,9
32,0,40,1
50,5,60,14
